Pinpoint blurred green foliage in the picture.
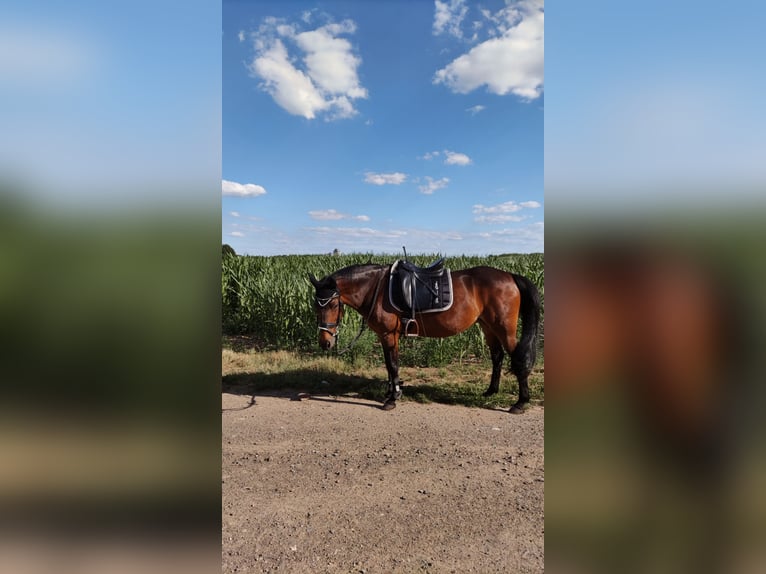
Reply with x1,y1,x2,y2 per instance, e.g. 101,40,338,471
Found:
0,189,220,533
0,196,220,423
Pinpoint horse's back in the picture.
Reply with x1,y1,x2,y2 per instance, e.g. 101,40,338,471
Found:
452,266,520,295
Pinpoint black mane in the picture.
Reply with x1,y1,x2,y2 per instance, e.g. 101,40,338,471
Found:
330,263,386,282
312,264,385,298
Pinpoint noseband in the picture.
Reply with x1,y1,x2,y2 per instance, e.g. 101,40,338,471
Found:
315,290,343,338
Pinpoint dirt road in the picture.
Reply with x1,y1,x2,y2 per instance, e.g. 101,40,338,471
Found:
222,391,543,573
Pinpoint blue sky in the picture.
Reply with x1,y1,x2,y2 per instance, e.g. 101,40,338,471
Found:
223,0,544,255
5,0,765,238
1,0,220,210
545,0,766,215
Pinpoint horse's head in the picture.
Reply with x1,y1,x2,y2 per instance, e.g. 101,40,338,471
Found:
309,273,344,350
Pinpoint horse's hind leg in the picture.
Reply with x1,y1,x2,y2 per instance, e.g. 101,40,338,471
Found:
509,339,532,414
488,323,530,413
509,371,531,414
480,326,505,397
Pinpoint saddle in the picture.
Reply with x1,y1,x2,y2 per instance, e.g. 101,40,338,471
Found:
389,258,454,337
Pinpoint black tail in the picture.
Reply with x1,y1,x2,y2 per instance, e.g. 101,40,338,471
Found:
510,273,541,379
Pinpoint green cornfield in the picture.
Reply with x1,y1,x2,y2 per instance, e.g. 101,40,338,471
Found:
222,252,544,367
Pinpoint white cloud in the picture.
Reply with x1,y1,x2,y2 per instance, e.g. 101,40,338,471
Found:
276,24,297,37
466,104,486,115
473,200,535,214
474,214,525,224
238,30,245,42
444,150,472,165
309,226,407,239
248,18,367,121
309,209,344,220
249,39,328,119
472,199,541,222
237,221,542,255
433,0,468,38
304,225,473,256
294,23,367,98
230,211,240,217
477,222,544,245
473,201,519,214
364,171,407,185
222,179,267,197
419,176,450,194
408,228,463,241
420,150,472,165
230,231,245,237
308,209,370,221
434,0,544,100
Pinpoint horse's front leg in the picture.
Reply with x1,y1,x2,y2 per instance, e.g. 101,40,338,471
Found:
381,334,401,411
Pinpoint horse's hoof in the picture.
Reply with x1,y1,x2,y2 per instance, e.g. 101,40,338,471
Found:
381,400,397,411
509,403,529,414
483,388,498,397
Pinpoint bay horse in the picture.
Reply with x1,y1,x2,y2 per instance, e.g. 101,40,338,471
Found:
309,264,541,412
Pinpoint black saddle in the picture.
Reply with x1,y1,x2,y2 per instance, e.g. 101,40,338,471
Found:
398,257,445,275
389,259,453,335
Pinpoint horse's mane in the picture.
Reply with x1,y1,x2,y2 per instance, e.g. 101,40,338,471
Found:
331,263,387,282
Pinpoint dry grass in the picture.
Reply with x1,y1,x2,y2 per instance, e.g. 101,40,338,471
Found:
222,345,544,410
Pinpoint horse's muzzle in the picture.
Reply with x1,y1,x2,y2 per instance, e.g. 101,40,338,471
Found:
319,336,335,351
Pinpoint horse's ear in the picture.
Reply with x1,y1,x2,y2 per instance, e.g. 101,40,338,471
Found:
308,273,321,288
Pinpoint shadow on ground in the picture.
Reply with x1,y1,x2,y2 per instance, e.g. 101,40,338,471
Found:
222,370,389,411
222,369,530,412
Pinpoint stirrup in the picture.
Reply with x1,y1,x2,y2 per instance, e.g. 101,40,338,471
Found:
403,318,419,337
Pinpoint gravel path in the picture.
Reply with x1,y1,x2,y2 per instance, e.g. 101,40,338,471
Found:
222,393,544,573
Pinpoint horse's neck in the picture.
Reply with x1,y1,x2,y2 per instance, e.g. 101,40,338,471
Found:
338,266,384,312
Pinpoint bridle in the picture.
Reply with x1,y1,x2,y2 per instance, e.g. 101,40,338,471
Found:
311,266,387,353
314,290,343,340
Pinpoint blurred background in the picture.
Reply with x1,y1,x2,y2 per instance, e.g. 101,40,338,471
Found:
0,1,220,573
545,1,766,572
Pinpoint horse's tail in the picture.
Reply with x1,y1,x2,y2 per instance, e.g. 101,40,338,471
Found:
510,273,541,378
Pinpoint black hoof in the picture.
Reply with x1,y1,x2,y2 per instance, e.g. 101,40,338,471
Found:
483,388,498,397
381,400,397,411
509,402,530,414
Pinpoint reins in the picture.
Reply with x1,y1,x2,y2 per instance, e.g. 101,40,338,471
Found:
337,267,387,355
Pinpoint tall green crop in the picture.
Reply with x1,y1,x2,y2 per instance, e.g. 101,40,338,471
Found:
222,252,544,366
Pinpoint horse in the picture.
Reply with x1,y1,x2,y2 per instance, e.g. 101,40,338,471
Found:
309,263,541,412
